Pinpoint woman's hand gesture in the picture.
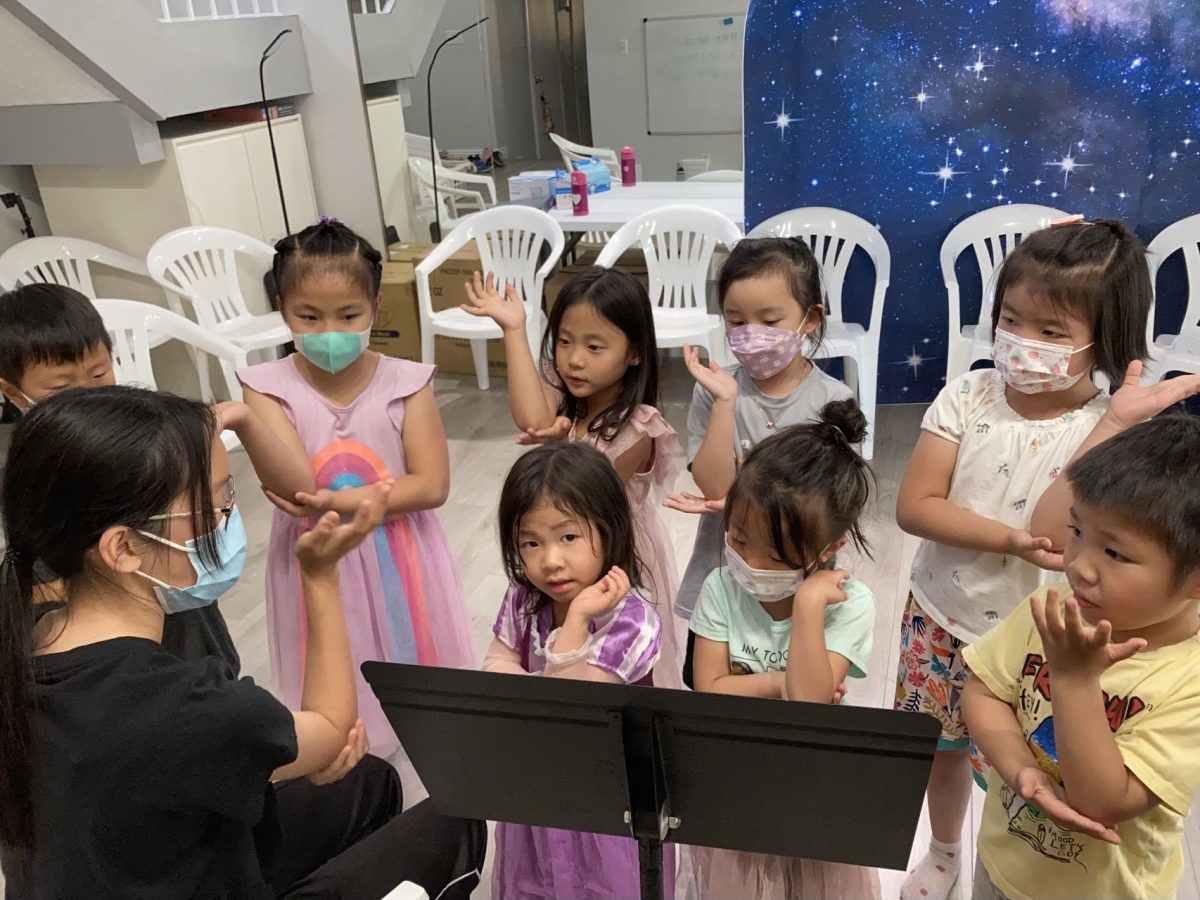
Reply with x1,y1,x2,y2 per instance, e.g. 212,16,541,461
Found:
461,271,526,334
294,482,388,576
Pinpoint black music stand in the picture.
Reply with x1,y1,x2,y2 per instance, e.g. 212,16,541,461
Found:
364,663,939,900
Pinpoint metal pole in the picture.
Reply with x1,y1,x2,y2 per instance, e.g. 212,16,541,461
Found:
260,29,293,237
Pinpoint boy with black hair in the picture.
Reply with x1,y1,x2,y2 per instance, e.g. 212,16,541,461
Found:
0,283,241,674
963,414,1200,900
0,283,115,411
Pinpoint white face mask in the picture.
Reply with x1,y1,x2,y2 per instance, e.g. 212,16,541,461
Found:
725,541,819,601
992,328,1094,394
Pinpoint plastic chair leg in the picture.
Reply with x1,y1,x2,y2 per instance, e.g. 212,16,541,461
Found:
193,346,214,403
420,324,436,367
855,350,878,462
945,336,972,383
471,339,490,391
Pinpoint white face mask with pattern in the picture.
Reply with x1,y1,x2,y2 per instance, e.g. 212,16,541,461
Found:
725,540,826,601
992,328,1094,394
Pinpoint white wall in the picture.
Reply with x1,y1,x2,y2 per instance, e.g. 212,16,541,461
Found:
584,0,746,180
278,0,385,249
0,166,50,255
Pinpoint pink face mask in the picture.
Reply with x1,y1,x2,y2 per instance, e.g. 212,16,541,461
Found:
992,328,1093,394
725,320,808,381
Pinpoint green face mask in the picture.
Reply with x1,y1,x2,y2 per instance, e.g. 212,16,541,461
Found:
293,328,371,374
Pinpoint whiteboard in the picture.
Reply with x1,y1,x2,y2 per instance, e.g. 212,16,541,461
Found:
644,13,744,135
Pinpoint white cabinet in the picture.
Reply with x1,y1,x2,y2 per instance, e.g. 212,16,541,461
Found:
366,96,419,242
35,115,318,260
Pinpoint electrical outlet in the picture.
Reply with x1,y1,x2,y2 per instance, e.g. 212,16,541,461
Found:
619,38,629,55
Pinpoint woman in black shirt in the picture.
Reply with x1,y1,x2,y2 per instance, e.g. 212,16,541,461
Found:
0,386,484,898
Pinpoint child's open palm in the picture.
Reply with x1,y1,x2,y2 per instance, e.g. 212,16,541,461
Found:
461,271,526,333
1014,766,1121,845
569,566,631,623
683,345,738,402
1030,589,1146,681
1107,360,1200,430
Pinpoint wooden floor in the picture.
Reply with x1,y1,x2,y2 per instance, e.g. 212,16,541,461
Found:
5,363,1198,898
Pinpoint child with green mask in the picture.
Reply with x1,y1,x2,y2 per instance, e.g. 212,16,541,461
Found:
237,218,476,757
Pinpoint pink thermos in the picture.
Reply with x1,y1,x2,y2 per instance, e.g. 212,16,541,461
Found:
571,170,589,215
621,146,637,186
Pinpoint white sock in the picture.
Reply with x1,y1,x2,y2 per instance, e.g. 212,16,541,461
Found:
900,838,961,900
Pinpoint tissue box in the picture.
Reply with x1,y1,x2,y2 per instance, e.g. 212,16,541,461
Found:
507,171,557,210
571,158,612,194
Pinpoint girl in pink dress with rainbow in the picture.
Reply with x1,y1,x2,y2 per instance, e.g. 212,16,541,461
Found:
238,219,476,755
462,266,686,689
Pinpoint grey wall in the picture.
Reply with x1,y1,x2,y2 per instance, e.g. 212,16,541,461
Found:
488,0,536,160
0,4,114,105
4,0,311,120
279,0,385,249
0,102,161,165
354,0,446,85
584,0,746,179
0,165,50,254
405,0,499,153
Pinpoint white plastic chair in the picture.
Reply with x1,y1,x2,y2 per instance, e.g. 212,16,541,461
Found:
749,208,891,460
0,236,150,294
548,133,620,179
409,158,491,232
146,226,287,402
93,298,249,450
596,205,742,361
405,132,474,174
415,206,565,391
939,204,1067,380
687,170,744,183
1143,213,1200,383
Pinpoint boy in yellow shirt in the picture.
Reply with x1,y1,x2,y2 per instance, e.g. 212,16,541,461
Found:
962,414,1200,900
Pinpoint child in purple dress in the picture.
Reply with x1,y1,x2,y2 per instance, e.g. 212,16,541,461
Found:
483,442,674,899
238,220,476,756
464,266,686,690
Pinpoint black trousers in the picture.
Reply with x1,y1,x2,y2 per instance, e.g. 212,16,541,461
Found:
270,755,486,900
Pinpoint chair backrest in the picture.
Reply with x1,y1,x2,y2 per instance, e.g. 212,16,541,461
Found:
687,170,744,183
0,237,150,296
939,203,1067,344
146,227,275,330
748,207,891,338
408,158,466,226
93,298,248,398
548,133,620,178
1147,212,1200,342
415,205,565,330
596,205,742,314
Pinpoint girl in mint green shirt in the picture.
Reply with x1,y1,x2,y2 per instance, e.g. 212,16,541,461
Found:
685,397,881,899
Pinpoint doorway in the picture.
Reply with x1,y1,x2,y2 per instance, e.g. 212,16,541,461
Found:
525,0,592,160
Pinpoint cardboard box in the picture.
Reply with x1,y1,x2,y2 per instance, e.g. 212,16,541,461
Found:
375,243,508,377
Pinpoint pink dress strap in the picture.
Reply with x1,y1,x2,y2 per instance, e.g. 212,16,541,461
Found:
601,405,682,492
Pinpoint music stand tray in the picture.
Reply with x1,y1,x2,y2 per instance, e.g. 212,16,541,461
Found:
364,663,939,900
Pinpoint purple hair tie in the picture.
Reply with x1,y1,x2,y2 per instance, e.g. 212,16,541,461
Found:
318,215,340,225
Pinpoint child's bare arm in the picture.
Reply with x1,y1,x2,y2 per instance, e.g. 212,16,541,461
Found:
693,635,785,698
784,571,849,703
227,392,316,496
898,432,1062,569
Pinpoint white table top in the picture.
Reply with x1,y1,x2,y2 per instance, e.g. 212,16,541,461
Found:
542,181,744,232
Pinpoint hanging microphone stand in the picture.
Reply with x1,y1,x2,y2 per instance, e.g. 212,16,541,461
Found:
427,17,489,241
259,28,293,237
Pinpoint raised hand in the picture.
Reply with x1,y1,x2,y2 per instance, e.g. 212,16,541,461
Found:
515,416,573,445
294,482,388,575
307,719,370,786
568,566,632,623
1015,766,1121,845
683,345,738,402
794,568,850,609
663,492,726,515
1030,589,1146,682
1006,529,1065,571
1107,360,1200,430
461,271,526,333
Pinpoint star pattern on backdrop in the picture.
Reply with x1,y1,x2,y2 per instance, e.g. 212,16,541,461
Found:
744,0,1200,403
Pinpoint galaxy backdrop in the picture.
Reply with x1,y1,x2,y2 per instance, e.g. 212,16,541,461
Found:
744,0,1200,403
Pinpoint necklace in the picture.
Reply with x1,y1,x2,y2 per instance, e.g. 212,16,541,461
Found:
749,394,804,429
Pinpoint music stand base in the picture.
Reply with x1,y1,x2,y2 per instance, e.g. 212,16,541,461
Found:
638,836,664,900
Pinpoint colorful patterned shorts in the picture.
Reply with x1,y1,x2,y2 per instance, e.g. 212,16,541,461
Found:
895,592,989,786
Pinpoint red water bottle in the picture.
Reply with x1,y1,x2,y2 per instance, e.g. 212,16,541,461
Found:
571,170,589,215
621,146,637,186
